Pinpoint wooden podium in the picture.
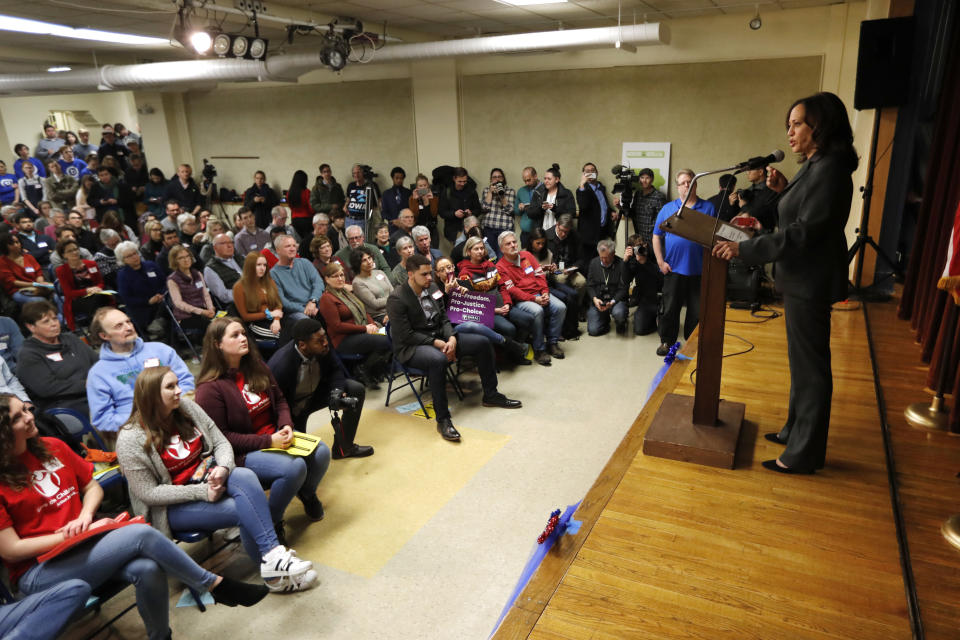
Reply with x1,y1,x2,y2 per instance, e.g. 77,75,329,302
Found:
642,207,748,469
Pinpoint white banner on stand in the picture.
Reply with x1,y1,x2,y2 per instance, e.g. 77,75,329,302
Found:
621,142,671,196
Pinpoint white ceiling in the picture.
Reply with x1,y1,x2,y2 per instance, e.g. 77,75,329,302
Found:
0,0,845,71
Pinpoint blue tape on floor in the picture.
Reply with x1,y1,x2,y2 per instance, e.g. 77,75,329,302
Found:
490,500,583,637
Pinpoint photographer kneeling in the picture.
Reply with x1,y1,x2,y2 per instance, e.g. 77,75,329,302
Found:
268,318,374,460
585,239,629,336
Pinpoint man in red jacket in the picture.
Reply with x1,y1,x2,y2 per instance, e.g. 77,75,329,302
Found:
495,231,566,366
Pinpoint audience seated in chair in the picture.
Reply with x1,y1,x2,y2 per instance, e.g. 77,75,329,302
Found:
0,316,23,373
269,234,325,325
234,251,285,340
0,232,54,308
385,254,521,443
349,246,392,325
86,307,194,444
166,245,215,337
17,301,97,414
115,240,167,339
195,317,333,539
116,367,318,594
0,394,269,640
55,238,114,331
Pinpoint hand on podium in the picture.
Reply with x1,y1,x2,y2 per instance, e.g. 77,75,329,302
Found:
712,241,739,261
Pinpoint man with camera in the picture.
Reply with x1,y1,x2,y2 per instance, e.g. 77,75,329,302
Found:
439,167,481,245
268,318,373,459
621,168,667,247
480,168,515,260
585,238,630,336
575,162,615,262
623,234,660,336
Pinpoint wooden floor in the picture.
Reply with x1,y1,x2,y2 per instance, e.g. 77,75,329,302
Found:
494,299,930,639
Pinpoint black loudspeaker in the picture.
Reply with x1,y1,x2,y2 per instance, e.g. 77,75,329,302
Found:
854,17,915,110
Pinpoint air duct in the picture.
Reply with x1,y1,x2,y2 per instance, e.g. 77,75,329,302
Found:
0,23,667,95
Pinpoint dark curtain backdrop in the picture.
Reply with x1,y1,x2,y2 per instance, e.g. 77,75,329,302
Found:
898,20,960,430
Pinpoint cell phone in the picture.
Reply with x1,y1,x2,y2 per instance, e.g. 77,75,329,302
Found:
417,187,430,196
586,172,597,179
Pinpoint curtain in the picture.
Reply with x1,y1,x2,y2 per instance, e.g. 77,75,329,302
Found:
898,25,960,430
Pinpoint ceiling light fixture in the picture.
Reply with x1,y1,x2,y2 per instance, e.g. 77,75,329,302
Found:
493,0,567,5
47,66,72,73
190,30,212,54
0,14,167,46
749,6,762,30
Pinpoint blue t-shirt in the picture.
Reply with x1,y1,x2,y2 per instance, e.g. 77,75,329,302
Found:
14,158,46,179
653,198,717,276
0,174,16,204
58,158,89,180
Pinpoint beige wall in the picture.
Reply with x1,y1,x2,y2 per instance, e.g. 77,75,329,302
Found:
461,57,822,199
181,79,417,196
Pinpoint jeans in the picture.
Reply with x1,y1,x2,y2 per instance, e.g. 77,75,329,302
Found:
19,524,217,640
293,379,365,456
493,315,517,339
405,333,497,422
587,301,628,335
167,466,278,564
0,579,90,640
454,321,505,345
244,447,330,523
508,298,566,351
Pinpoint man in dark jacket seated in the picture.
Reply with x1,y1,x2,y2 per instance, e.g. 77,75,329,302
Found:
267,318,373,460
385,254,521,443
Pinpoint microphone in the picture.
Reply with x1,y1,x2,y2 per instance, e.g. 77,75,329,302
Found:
611,164,625,176
737,150,784,170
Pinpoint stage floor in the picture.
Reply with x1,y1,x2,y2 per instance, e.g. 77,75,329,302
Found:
496,299,937,639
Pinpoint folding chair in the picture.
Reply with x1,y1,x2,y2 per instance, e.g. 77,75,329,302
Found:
162,292,202,361
45,408,121,491
382,323,463,417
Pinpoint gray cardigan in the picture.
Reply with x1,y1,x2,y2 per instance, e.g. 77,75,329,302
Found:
115,397,236,537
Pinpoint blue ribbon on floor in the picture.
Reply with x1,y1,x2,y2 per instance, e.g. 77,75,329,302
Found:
645,341,693,403
490,501,583,637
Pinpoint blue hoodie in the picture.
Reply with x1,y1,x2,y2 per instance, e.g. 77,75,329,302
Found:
86,338,195,432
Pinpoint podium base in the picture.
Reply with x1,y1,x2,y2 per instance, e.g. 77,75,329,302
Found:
643,393,745,469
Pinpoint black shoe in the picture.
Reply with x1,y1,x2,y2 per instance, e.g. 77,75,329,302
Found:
656,343,670,356
211,576,269,607
534,350,552,366
482,393,522,409
298,493,325,521
761,459,814,475
505,338,531,365
615,321,627,335
547,343,565,359
763,433,787,445
332,443,375,459
437,418,461,442
274,520,287,546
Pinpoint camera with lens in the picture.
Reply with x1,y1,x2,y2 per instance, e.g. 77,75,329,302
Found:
492,182,505,196
610,164,639,195
359,164,377,181
202,158,217,182
329,389,359,410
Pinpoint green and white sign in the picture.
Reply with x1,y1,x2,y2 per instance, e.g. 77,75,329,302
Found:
621,142,671,197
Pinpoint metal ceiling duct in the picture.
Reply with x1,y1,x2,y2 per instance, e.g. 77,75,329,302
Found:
0,23,668,95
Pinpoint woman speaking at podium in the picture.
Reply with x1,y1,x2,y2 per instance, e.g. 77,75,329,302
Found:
712,92,858,474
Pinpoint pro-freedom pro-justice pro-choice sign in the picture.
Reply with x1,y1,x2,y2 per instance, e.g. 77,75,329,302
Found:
446,289,496,328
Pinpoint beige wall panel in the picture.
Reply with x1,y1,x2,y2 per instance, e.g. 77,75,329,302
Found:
182,79,417,196
460,57,822,199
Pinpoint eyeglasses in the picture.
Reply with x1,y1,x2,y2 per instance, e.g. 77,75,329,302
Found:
329,272,346,279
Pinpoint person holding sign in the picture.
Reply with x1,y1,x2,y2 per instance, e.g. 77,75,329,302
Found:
0,394,270,640
387,254,522,442
196,317,331,536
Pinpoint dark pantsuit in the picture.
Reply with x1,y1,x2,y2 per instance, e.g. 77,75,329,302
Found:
293,378,366,456
406,332,496,421
776,295,832,470
658,272,701,345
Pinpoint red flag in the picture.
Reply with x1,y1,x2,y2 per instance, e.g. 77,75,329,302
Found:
939,201,960,304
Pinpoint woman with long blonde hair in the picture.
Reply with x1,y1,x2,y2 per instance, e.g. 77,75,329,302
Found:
234,251,285,338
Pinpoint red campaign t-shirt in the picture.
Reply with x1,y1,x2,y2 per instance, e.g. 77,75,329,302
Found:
159,427,205,485
0,437,94,585
235,372,275,437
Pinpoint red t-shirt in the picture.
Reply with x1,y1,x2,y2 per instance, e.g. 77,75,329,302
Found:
0,437,93,585
159,427,204,485
236,372,275,437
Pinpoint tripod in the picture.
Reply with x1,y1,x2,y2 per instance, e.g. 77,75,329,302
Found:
847,106,901,300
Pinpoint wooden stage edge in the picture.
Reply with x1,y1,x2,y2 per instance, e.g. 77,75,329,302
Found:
492,333,702,639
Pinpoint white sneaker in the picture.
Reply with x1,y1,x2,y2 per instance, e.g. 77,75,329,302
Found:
264,568,318,593
260,546,313,582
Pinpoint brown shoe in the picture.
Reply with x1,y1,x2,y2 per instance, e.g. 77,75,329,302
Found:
534,350,552,366
547,343,565,359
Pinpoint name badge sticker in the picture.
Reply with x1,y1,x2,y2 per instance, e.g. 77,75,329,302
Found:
249,243,257,249
144,358,160,368
376,273,386,280
147,271,157,278
25,267,35,273
37,241,48,248
46,353,63,362
524,266,534,274
88,266,98,273
195,281,204,289
431,289,443,299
